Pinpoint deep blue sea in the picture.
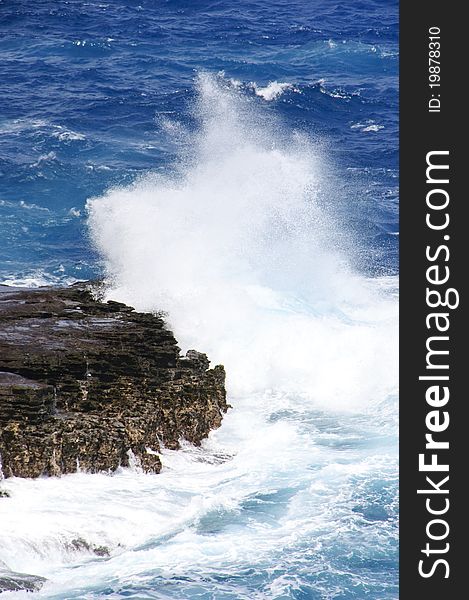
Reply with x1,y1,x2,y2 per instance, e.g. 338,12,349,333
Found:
0,1,399,598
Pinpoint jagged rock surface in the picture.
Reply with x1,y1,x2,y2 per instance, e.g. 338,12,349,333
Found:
0,560,46,594
0,283,227,478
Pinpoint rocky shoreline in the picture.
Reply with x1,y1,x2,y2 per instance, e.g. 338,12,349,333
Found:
0,282,228,480
0,561,46,594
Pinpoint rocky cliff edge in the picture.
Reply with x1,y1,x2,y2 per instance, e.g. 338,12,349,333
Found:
0,282,228,478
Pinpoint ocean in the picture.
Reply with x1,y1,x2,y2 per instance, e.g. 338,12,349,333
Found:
0,1,399,598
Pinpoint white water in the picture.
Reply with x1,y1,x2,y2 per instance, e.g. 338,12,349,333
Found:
0,74,398,598
88,73,397,410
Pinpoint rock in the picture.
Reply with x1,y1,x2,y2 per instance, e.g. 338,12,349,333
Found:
68,538,111,557
0,562,46,593
0,282,228,478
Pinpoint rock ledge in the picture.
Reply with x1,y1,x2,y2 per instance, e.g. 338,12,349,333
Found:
0,283,227,478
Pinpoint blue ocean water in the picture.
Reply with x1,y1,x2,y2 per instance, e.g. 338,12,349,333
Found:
0,1,399,599
0,0,398,285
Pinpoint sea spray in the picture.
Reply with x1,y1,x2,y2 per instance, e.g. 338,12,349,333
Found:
87,73,398,410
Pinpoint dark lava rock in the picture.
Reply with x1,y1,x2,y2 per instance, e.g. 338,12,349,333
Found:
0,561,46,593
0,282,228,478
68,538,111,557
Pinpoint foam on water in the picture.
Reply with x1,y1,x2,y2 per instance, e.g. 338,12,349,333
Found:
0,74,398,598
253,81,294,101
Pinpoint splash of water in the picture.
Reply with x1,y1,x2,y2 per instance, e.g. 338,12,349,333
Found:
87,73,398,410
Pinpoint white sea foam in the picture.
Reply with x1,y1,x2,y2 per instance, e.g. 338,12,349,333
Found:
0,395,397,597
30,151,57,168
362,124,384,132
18,200,50,212
213,73,295,102
253,81,293,101
0,119,85,143
51,127,86,142
0,272,82,288
351,120,385,133
0,118,49,135
0,199,49,212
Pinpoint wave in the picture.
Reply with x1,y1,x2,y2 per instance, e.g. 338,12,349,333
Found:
252,81,295,101
351,120,385,133
0,118,85,143
0,271,83,289
0,73,398,598
87,72,398,411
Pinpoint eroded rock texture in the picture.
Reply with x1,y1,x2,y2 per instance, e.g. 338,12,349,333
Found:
0,283,227,478
0,560,46,594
